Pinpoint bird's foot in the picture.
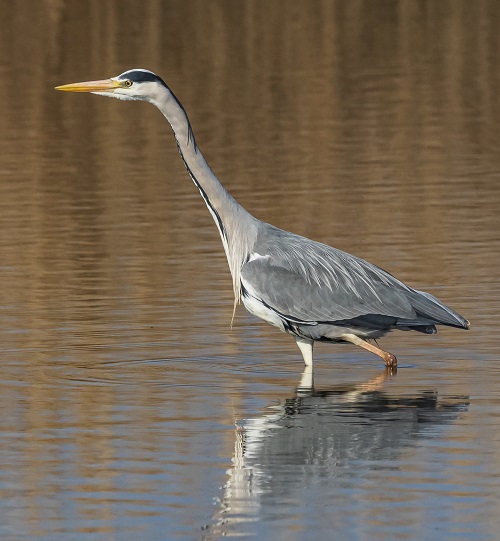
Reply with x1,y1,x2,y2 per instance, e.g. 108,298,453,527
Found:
383,352,397,369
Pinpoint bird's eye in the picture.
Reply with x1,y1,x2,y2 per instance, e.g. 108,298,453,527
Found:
124,80,133,87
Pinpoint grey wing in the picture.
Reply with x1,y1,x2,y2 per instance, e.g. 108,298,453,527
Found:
241,254,415,326
240,230,468,329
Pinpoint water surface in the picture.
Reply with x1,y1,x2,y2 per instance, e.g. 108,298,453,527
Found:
1,1,499,540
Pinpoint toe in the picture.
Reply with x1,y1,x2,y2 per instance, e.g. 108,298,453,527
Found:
384,353,397,368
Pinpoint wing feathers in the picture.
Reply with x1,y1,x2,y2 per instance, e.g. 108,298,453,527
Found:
241,226,468,330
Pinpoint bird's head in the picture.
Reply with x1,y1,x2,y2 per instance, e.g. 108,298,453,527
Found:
55,69,168,103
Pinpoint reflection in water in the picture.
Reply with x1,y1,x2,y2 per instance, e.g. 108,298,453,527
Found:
204,370,469,539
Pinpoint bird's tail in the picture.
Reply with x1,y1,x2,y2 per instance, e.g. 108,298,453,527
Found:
399,288,470,330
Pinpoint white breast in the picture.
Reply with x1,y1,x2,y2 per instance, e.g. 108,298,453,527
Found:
241,276,286,332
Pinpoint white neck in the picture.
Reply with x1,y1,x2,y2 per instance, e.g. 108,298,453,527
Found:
151,88,259,306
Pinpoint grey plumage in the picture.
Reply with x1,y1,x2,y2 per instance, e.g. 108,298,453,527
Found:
56,69,470,370
242,223,467,341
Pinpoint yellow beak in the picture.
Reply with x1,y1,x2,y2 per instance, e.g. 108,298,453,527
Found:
55,79,121,92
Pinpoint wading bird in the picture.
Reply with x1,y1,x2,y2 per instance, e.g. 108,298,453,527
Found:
56,69,469,369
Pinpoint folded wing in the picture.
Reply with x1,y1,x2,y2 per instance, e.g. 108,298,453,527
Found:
241,227,469,331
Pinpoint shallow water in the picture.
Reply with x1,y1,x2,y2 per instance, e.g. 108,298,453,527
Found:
1,1,500,540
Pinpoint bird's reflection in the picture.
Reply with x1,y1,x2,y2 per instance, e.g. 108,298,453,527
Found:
203,366,469,538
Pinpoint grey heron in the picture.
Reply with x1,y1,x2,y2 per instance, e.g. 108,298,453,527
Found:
56,69,469,369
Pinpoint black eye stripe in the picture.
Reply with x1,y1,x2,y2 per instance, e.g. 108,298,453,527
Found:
119,70,166,85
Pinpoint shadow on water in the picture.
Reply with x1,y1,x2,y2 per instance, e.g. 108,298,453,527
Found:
202,368,469,539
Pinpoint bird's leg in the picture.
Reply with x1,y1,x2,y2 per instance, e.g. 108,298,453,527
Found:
295,337,314,367
298,364,314,390
341,333,397,368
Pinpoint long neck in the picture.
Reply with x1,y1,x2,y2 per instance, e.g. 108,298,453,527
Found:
152,87,258,305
